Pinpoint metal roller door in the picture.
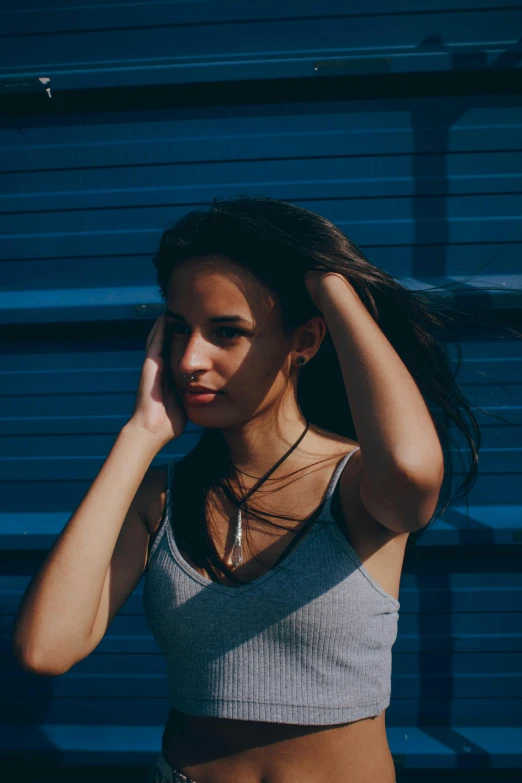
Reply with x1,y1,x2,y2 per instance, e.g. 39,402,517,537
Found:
1,1,521,777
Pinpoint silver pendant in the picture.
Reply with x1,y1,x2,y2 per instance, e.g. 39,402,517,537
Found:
230,507,243,566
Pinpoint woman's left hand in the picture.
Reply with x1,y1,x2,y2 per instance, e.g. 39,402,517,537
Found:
304,269,348,311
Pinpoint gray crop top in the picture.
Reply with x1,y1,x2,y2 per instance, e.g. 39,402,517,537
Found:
143,448,400,724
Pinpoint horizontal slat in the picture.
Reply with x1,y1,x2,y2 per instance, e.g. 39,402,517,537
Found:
0,402,508,435
1,101,521,173
1,5,520,92
2,149,522,219
1,507,522,549
3,158,521,222
0,721,165,765
0,431,201,461
1,722,520,768
0,387,519,449
387,725,522,768
0,723,521,769
1,274,521,324
1,247,519,312
0,442,519,481
0,421,519,458
2,122,521,181
4,0,521,37
2,194,521,261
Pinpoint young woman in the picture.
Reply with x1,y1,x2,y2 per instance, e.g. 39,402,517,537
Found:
14,196,514,783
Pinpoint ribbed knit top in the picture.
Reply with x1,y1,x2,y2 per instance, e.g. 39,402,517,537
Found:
142,448,400,724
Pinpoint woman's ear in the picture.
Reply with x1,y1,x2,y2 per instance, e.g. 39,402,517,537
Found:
293,316,327,360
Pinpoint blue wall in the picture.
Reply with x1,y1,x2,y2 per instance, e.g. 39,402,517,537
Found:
1,0,521,776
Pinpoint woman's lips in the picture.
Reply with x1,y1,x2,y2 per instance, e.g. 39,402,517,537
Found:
182,389,221,404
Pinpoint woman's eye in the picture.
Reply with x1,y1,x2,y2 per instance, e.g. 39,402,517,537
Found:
217,327,243,339
166,323,242,340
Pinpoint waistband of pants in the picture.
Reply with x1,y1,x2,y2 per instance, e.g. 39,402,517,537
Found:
155,750,196,783
154,748,396,783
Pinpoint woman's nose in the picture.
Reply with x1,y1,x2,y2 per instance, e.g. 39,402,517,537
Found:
177,336,212,376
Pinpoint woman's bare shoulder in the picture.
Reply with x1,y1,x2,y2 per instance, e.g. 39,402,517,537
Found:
311,426,359,457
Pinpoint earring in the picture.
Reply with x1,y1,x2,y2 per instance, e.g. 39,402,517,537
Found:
296,356,307,365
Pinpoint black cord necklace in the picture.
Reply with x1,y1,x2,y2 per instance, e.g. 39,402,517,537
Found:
227,420,310,566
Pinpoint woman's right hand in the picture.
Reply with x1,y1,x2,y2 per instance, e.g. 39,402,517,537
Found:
129,314,187,447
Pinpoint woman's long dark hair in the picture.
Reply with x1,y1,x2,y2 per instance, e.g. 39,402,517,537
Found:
152,194,521,585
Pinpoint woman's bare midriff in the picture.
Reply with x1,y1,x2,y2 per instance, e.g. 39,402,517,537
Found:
146,427,404,783
161,706,397,783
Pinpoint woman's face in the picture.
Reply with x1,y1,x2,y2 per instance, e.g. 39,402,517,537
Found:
165,254,300,425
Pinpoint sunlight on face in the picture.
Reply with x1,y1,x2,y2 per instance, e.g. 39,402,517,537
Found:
166,255,296,424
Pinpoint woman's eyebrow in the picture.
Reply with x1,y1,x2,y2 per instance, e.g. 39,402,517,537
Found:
165,309,253,326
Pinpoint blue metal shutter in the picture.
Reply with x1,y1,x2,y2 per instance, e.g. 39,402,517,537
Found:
1,0,521,776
